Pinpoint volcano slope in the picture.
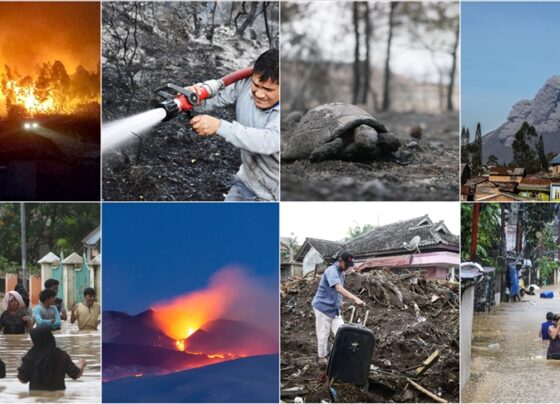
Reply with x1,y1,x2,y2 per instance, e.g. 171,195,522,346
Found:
281,269,459,403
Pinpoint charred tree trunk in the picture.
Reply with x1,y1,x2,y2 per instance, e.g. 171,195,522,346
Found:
352,2,361,105
360,2,371,105
382,2,397,112
209,2,218,44
446,22,459,111
263,2,273,48
237,2,259,36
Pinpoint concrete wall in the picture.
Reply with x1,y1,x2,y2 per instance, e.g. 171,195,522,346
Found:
424,267,450,280
6,273,17,293
460,285,475,391
303,247,324,276
29,275,41,306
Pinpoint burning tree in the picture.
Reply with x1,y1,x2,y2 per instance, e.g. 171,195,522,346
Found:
1,61,100,118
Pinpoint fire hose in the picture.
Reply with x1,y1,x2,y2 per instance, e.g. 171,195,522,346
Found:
154,66,254,121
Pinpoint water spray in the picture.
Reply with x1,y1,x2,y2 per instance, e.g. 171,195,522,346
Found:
102,67,254,152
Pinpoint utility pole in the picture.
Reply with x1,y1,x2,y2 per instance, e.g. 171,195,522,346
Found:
21,203,27,291
470,203,480,261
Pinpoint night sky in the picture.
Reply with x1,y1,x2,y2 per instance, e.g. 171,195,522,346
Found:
102,203,279,315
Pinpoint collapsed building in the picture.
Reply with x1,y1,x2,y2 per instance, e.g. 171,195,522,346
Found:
285,215,460,281
281,216,460,403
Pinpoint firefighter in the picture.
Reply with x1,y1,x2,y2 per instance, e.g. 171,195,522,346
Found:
189,49,279,201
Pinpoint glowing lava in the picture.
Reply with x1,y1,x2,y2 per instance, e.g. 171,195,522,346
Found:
175,340,185,352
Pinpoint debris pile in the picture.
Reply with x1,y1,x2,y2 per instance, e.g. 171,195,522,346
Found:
281,269,459,403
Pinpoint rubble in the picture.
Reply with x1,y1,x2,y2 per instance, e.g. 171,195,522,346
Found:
281,269,459,403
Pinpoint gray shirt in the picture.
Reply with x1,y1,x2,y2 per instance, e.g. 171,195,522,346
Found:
195,78,279,201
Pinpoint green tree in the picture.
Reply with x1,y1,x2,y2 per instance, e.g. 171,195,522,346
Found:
0,204,99,273
345,223,375,241
470,123,483,175
512,121,538,172
461,203,501,267
537,135,548,171
487,154,499,167
461,126,470,164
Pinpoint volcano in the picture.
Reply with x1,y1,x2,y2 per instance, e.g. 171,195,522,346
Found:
102,309,176,349
103,354,279,403
482,76,560,163
102,310,279,384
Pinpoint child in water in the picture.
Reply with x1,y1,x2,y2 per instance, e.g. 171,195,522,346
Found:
539,312,555,340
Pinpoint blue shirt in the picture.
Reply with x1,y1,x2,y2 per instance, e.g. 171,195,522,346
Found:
542,320,555,340
32,303,61,330
312,263,345,318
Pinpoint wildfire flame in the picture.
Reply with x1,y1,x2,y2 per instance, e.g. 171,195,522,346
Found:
0,62,99,117
175,340,185,352
5,80,56,114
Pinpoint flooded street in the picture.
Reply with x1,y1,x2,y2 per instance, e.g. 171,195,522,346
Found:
463,283,560,403
0,321,100,403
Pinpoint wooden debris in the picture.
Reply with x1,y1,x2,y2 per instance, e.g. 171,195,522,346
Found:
406,378,447,403
281,387,306,397
416,350,441,376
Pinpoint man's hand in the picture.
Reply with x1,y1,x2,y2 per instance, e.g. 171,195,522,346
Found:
190,115,221,136
354,297,366,307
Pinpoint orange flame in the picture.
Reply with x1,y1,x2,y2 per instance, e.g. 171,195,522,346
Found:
152,269,241,341
151,267,278,357
4,80,57,114
1,62,99,117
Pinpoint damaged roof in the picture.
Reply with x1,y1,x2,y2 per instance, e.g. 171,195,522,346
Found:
346,215,458,257
295,237,343,261
295,215,459,262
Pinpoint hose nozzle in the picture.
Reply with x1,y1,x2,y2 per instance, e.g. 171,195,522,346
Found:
158,99,181,121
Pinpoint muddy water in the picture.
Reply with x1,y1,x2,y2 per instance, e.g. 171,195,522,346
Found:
463,284,560,403
0,321,100,403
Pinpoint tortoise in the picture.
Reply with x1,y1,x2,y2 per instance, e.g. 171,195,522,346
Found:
282,103,401,162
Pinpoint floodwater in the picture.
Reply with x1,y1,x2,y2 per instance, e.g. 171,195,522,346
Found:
0,321,100,403
462,284,560,403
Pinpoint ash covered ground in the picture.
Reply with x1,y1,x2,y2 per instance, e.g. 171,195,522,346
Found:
102,3,277,201
281,269,459,403
281,111,459,201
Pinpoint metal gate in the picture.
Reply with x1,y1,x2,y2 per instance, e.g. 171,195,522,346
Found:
73,254,90,304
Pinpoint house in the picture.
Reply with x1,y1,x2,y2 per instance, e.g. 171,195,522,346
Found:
517,178,551,201
280,237,303,280
294,238,343,277
551,182,560,202
82,226,101,261
293,215,459,280
488,167,525,183
549,155,560,176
